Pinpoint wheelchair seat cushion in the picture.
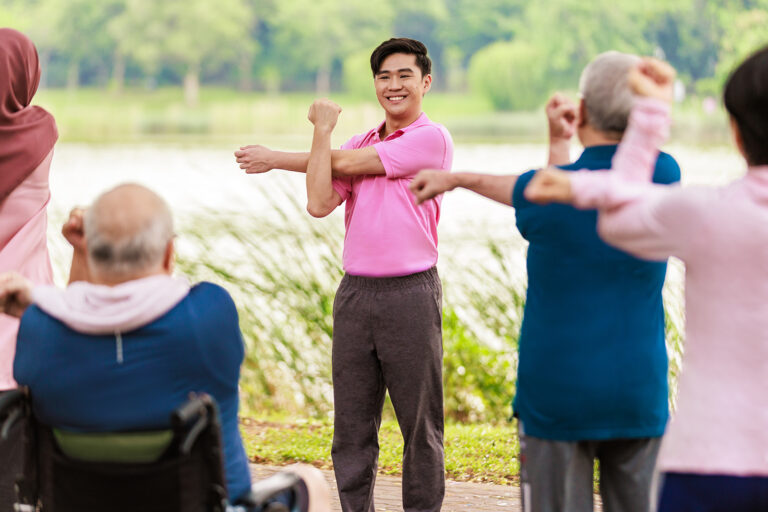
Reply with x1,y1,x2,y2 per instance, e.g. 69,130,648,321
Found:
53,428,173,463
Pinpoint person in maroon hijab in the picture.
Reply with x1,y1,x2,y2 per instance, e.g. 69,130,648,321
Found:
0,28,57,510
0,28,57,388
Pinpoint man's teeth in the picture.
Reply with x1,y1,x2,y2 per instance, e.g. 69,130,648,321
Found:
389,96,405,100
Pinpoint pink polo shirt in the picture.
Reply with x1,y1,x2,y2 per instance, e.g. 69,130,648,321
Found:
332,112,453,277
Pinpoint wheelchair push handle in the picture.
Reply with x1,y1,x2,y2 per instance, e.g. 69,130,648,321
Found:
171,393,214,426
170,393,223,455
0,387,28,440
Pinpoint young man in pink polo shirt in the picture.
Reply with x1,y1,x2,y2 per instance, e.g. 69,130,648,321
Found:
235,38,453,512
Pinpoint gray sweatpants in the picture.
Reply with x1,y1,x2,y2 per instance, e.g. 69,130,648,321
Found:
331,268,444,512
519,424,661,512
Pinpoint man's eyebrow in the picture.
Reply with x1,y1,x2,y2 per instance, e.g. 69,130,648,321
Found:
376,67,416,75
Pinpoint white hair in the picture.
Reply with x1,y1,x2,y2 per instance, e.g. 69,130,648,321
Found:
84,192,174,278
579,51,640,135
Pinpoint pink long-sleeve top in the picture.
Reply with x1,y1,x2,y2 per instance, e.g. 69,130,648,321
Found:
565,97,768,476
0,149,54,390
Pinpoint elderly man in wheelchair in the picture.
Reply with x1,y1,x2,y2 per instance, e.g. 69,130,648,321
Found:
0,184,331,512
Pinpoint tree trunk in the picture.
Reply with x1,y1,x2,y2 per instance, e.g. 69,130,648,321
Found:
111,51,125,94
39,50,51,89
315,62,331,96
67,61,79,91
444,47,466,93
238,53,252,91
184,63,200,106
264,66,281,96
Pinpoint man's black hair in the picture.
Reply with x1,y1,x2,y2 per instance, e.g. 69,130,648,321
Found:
724,45,768,166
370,38,431,78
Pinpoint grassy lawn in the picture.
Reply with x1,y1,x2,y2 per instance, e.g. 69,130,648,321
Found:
240,417,521,485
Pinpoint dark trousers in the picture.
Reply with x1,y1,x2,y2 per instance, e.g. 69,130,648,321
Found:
658,473,768,512
331,268,444,512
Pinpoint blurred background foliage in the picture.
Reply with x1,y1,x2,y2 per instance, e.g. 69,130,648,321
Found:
1,0,766,109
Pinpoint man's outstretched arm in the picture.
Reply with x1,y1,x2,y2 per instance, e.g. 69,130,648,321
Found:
306,99,344,218
235,144,385,176
410,171,518,206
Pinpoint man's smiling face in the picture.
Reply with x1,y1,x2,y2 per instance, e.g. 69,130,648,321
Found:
374,53,432,122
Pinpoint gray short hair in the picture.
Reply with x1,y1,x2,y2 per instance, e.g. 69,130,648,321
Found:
84,196,174,278
579,51,640,135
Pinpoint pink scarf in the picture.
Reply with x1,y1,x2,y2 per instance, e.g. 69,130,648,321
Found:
32,275,191,335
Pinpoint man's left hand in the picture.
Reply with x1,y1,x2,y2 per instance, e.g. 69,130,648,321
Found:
409,170,455,205
0,272,33,318
524,167,574,205
235,145,276,174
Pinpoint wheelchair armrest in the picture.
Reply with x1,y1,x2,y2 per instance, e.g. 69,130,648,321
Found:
236,471,302,507
0,387,28,440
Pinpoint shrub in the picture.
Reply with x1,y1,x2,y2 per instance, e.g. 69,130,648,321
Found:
468,40,549,111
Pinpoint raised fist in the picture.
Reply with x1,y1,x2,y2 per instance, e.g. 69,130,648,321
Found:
628,58,677,103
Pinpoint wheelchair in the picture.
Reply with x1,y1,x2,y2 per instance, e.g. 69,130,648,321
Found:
0,388,306,512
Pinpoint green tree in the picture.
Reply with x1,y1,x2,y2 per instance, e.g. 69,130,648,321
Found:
645,0,721,89
468,40,549,110
518,0,651,91
270,0,393,95
389,0,449,88
0,0,103,88
47,0,125,89
342,50,375,99
109,0,254,104
438,0,524,90
715,7,768,86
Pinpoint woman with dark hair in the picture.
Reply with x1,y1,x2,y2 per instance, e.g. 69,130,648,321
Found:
525,48,768,511
0,28,57,389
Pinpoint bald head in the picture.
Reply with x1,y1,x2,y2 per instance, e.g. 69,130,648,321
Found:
84,184,174,283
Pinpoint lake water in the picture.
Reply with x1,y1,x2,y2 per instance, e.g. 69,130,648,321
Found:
46,141,744,312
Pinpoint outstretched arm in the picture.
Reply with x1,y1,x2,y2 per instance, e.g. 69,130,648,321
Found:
306,99,344,218
235,145,385,177
410,171,518,206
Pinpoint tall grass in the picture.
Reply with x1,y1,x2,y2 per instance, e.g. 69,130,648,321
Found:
173,187,523,422
45,182,686,423
167,185,686,423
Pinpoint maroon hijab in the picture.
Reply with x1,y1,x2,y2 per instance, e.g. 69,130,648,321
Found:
0,28,57,202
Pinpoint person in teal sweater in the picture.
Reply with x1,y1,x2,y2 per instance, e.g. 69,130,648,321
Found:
410,52,680,512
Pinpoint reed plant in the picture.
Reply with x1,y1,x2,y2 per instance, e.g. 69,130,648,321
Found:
171,186,685,423
46,183,685,423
